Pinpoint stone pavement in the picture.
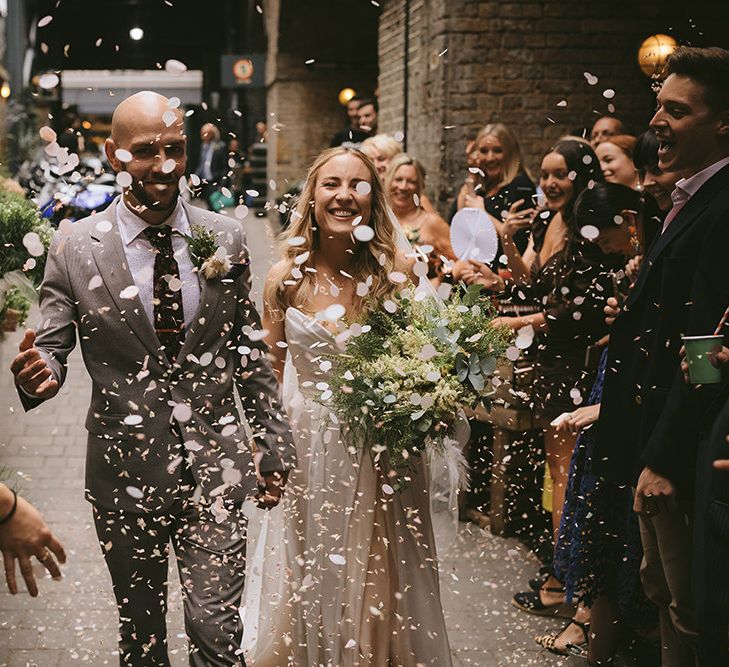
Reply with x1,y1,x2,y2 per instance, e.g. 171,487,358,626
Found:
0,213,586,666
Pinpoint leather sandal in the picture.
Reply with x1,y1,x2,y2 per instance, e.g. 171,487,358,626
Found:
528,565,552,591
512,586,575,618
535,619,589,657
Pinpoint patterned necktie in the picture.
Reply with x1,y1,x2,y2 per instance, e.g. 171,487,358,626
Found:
143,225,185,362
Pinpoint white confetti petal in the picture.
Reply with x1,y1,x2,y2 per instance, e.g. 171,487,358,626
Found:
322,304,346,322
116,171,133,188
580,225,600,241
172,402,192,423
114,148,132,162
162,110,177,127
234,205,249,220
165,59,187,75
38,15,53,27
355,181,371,195
38,73,59,89
125,485,144,499
382,484,395,495
88,275,103,290
353,225,375,242
603,88,616,99
328,553,346,565
388,271,407,284
161,158,176,173
124,414,143,425
120,285,139,299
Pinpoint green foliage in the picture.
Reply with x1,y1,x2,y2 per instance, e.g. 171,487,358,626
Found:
0,191,52,285
330,284,512,485
0,287,31,325
184,225,217,270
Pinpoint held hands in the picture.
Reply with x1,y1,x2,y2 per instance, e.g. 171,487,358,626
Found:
253,456,289,510
633,467,676,516
0,489,66,596
10,330,59,399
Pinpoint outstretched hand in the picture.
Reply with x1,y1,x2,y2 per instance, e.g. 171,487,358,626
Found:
0,486,66,596
604,297,621,327
10,330,59,399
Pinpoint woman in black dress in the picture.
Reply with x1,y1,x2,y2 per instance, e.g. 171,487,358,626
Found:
462,139,610,612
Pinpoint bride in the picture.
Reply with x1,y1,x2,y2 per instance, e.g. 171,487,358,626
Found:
245,146,453,666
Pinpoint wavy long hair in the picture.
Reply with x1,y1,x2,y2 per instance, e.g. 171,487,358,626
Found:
474,123,531,189
264,147,402,320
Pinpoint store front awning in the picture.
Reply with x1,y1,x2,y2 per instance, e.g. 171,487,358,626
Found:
60,69,203,113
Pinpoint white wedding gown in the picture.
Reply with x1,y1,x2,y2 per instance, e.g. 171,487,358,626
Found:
241,306,453,667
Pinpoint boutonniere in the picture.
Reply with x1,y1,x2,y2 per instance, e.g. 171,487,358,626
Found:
184,225,232,280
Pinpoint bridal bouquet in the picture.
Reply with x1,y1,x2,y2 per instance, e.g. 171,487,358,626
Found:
330,284,511,483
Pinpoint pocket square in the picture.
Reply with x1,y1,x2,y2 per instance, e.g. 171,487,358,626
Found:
222,261,249,282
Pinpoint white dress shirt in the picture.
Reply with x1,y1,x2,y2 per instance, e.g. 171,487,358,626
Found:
116,199,201,329
662,155,729,234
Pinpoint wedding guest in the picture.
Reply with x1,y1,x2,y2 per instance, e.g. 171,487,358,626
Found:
536,182,660,661
596,135,640,189
330,94,369,147
592,46,729,667
360,134,402,177
356,97,379,136
589,115,628,148
462,139,606,614
385,153,455,284
0,482,66,597
448,123,535,261
193,122,228,209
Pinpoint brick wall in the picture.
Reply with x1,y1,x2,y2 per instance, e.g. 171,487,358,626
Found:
378,0,729,215
264,0,379,194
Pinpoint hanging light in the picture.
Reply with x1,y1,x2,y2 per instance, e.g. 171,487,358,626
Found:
637,34,678,78
129,27,144,41
0,81,10,99
338,87,356,106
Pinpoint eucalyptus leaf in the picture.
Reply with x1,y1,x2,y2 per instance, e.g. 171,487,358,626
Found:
468,371,485,391
480,356,497,375
456,353,469,382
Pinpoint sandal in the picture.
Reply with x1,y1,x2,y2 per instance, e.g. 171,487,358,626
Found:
535,619,589,657
512,586,575,618
529,565,552,591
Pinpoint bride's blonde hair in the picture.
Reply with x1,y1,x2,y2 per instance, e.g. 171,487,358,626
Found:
265,147,402,320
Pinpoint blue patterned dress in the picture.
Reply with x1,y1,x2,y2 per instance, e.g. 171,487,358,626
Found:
553,349,655,625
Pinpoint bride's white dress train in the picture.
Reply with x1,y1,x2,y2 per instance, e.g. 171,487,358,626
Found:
242,307,453,666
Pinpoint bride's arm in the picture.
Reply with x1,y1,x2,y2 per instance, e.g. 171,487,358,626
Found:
263,267,287,385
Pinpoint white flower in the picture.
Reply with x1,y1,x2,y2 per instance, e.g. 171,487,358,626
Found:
200,247,232,279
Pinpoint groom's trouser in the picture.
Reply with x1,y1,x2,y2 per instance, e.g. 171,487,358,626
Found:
93,495,247,666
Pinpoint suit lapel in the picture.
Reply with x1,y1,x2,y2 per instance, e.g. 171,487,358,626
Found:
627,163,729,305
89,199,167,363
627,198,708,305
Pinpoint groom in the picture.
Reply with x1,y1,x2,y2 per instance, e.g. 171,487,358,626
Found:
10,91,296,665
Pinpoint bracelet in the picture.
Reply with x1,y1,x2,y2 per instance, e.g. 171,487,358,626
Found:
0,489,18,525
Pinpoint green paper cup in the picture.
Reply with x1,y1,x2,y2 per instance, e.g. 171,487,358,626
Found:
682,335,723,384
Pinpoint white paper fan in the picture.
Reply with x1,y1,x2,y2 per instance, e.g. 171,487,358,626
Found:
450,207,499,264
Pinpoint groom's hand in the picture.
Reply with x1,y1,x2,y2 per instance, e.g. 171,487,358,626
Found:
255,471,288,510
10,330,59,399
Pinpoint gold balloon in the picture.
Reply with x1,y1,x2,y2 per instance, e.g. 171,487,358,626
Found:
338,87,356,106
638,34,678,78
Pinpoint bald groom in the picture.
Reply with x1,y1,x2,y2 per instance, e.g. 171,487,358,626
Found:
11,91,296,666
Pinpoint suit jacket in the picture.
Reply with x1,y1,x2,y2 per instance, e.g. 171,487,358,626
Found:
593,163,729,494
19,197,296,513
